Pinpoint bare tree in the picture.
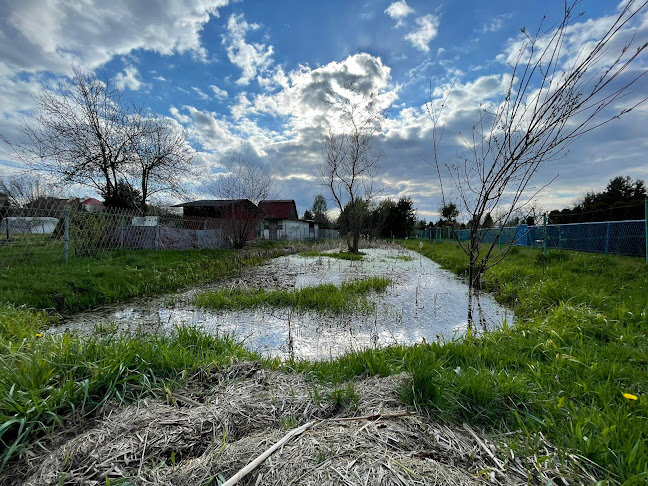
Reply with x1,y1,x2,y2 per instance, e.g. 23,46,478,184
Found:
2,68,133,203
1,69,196,212
319,80,384,253
430,0,648,290
210,156,274,249
129,112,196,213
0,173,62,207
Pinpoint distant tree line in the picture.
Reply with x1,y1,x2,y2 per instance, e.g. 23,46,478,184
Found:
549,176,646,224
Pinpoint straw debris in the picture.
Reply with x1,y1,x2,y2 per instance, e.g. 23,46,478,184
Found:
6,363,597,485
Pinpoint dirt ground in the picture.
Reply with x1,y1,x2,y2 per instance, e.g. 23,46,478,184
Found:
3,363,598,486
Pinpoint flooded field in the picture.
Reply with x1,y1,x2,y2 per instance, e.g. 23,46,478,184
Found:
61,246,512,360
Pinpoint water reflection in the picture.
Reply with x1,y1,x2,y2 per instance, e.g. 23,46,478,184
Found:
59,248,513,360
467,290,488,332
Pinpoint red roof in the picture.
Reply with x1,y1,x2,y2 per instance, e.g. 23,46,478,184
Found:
81,198,103,206
258,200,298,219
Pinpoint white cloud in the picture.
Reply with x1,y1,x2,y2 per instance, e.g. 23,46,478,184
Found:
153,75,167,81
222,13,274,86
405,14,440,52
210,84,229,99
114,66,143,91
231,92,252,119
384,1,414,27
169,105,191,124
478,13,511,33
192,86,211,100
0,0,230,74
252,53,397,133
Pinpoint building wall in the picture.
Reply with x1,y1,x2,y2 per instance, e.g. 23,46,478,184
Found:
259,219,320,241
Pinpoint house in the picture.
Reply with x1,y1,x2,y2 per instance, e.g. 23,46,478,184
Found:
173,199,263,248
81,197,104,213
258,199,319,241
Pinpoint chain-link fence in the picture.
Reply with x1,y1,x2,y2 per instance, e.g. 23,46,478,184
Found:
0,204,342,266
0,206,226,265
415,203,648,259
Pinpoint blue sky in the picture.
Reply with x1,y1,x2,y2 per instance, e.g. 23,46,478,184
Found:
0,0,646,220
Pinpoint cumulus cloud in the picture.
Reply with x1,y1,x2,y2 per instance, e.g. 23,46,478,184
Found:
0,0,230,73
231,92,252,119
384,1,414,27
405,14,440,52
114,66,143,91
169,105,192,124
250,53,398,137
174,52,399,201
210,84,229,99
222,13,274,86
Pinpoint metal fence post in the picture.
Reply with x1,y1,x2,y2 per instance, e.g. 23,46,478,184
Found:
605,222,611,254
63,209,70,263
543,213,548,256
645,198,647,263
498,223,503,252
155,218,160,251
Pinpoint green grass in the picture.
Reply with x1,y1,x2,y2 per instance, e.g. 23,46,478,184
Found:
2,240,648,482
0,311,258,471
394,240,648,483
194,277,391,314
0,244,290,312
386,255,414,261
298,250,364,261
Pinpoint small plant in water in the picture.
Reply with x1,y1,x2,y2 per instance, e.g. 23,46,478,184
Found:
194,277,391,314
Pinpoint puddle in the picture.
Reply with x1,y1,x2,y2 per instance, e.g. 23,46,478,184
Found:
59,247,513,360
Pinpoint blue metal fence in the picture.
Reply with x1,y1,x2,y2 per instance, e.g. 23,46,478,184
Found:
416,219,646,258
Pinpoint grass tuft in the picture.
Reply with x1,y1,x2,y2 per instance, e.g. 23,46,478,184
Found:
0,321,257,470
299,250,364,261
194,277,391,314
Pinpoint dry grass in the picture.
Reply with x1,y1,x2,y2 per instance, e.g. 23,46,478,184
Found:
6,363,598,486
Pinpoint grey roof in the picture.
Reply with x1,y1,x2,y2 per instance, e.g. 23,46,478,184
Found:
172,199,251,208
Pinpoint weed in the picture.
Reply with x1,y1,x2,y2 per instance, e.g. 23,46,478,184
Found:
280,415,299,430
327,383,359,411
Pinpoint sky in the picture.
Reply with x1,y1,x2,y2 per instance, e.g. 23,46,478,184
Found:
0,0,646,221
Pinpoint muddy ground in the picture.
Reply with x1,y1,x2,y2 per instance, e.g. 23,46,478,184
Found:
4,363,597,486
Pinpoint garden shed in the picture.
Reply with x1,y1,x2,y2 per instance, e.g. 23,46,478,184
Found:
173,199,263,245
258,199,318,241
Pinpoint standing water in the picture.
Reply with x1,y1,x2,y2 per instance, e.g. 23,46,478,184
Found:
61,247,512,360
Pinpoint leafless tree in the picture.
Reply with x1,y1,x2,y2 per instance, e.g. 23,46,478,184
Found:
0,173,63,207
319,80,384,253
2,68,133,203
1,68,196,212
128,112,196,213
210,155,274,249
430,0,648,290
